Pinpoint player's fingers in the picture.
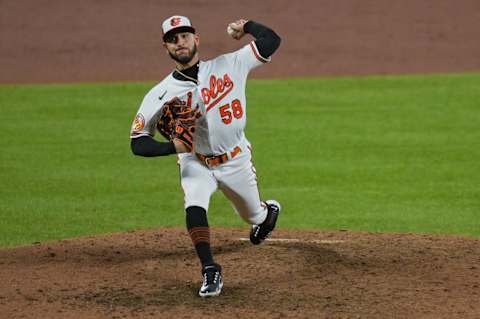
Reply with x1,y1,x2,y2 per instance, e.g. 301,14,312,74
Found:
230,22,242,31
237,19,247,28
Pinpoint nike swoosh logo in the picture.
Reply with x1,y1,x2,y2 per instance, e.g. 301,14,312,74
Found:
159,91,167,101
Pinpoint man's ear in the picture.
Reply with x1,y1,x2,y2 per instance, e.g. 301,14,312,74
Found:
194,34,200,46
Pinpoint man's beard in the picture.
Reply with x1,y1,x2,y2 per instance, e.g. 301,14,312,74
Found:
169,43,197,64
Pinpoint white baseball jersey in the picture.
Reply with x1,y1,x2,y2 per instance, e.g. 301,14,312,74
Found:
130,41,270,155
131,40,272,224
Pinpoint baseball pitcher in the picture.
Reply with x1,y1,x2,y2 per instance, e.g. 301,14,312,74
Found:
130,15,281,297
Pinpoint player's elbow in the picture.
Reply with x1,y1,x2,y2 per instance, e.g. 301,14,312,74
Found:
258,31,281,57
263,26,281,54
272,31,281,46
271,33,281,53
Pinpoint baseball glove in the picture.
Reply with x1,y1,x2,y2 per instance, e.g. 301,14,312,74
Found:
157,97,196,151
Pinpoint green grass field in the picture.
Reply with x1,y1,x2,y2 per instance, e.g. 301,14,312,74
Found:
1,73,479,247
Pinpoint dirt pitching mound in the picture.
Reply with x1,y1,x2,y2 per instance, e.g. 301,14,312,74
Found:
1,228,479,318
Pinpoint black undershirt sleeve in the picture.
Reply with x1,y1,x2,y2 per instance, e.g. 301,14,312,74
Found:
130,136,176,157
243,21,281,59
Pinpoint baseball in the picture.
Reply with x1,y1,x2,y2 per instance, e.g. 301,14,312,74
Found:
227,25,236,36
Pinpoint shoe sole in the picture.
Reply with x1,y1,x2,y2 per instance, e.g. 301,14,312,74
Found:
198,282,223,297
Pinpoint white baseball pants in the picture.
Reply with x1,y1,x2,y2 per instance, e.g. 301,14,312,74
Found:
178,139,268,225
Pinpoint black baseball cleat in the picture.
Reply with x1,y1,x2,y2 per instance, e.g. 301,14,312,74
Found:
250,200,281,245
199,263,223,297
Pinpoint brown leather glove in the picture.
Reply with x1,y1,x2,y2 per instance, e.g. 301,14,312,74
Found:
156,97,196,151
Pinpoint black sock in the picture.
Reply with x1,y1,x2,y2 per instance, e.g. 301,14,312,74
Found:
186,206,215,268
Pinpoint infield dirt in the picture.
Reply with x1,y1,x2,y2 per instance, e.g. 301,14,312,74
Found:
1,228,479,319
1,0,480,318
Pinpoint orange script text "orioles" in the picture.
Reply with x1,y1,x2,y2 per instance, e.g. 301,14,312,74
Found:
202,74,234,112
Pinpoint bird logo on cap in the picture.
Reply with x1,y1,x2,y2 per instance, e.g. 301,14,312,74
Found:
170,17,181,26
